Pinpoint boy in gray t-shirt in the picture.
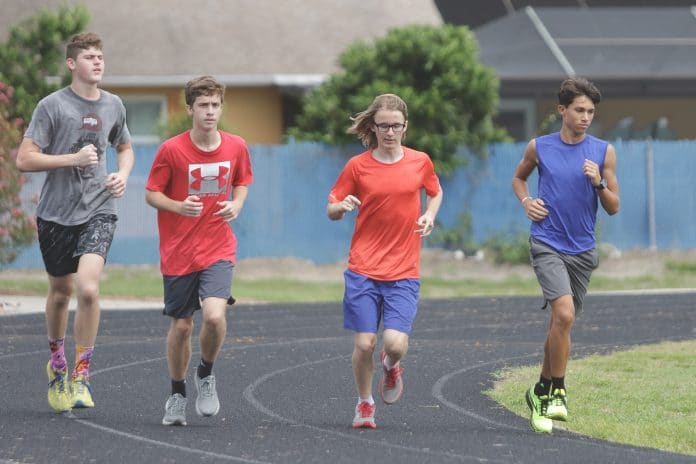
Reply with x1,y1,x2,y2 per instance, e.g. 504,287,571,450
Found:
16,32,134,413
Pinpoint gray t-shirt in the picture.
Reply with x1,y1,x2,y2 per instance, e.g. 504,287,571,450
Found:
24,87,131,225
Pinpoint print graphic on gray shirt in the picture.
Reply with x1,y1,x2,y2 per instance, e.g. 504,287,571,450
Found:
24,87,131,225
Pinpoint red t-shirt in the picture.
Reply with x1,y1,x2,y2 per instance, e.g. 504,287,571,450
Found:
328,147,441,280
146,130,253,276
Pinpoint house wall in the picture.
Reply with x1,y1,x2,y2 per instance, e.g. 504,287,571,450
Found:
106,86,285,144
536,97,696,139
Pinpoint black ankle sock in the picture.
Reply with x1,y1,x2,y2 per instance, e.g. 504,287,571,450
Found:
197,358,213,379
552,376,565,391
171,379,186,397
535,376,551,396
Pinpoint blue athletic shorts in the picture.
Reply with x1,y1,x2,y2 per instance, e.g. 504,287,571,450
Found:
342,269,420,335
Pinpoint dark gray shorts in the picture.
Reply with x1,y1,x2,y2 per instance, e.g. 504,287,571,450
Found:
529,236,599,315
37,214,117,277
162,260,234,319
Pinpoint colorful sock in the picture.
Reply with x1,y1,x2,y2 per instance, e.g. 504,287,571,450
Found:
48,337,67,372
73,345,94,379
172,379,186,397
197,358,213,379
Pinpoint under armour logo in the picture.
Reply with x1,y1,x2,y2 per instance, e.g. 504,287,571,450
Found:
188,161,231,194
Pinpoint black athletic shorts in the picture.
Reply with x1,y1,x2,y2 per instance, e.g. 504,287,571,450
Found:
37,214,117,277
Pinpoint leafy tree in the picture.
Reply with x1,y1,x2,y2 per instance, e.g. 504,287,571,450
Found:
0,83,35,265
0,5,88,265
0,4,89,122
288,24,508,174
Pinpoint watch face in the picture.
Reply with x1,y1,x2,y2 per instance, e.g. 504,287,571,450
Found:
598,179,607,190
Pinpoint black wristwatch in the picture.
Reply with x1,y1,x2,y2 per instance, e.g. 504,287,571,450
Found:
595,178,607,190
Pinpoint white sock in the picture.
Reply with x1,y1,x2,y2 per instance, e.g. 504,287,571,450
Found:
383,354,398,370
358,396,375,405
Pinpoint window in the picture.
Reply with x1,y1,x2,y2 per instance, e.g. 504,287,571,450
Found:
495,99,536,142
122,96,167,143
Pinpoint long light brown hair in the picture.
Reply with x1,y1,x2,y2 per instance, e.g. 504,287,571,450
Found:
347,94,408,148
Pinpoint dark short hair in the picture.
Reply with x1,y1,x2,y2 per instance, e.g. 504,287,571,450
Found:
558,77,601,107
66,32,102,60
184,76,225,107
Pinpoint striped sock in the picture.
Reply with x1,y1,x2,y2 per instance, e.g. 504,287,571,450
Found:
48,337,67,372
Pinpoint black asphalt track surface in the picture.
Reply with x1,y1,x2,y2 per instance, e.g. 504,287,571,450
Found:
0,293,694,463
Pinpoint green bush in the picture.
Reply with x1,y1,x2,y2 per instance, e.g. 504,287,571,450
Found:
481,232,530,265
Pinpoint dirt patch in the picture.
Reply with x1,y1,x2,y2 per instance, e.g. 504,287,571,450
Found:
235,248,689,282
2,248,690,282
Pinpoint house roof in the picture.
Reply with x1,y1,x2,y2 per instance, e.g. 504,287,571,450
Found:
0,0,443,87
435,0,696,29
475,6,696,81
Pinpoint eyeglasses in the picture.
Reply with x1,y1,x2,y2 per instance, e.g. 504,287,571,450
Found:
375,123,406,133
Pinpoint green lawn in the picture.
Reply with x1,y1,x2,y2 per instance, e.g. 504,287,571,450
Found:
485,340,696,456
3,261,696,302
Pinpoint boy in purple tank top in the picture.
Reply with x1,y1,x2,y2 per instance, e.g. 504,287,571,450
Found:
512,77,620,433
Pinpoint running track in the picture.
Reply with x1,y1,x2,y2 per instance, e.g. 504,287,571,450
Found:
0,293,694,463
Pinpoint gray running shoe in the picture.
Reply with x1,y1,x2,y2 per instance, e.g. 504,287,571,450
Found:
352,401,376,429
378,349,404,405
162,393,187,426
195,373,220,417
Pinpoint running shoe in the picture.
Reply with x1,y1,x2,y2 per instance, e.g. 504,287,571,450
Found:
162,393,187,426
352,401,376,429
70,374,94,408
546,388,568,421
378,349,404,405
525,385,552,433
46,361,72,413
194,372,220,417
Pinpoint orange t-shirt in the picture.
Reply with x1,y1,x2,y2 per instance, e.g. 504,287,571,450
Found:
328,148,441,280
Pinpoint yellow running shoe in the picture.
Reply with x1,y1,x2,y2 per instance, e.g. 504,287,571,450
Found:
546,388,568,421
46,362,72,412
71,375,94,408
525,385,552,433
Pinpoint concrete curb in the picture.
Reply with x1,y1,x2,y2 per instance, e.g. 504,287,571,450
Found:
0,294,162,316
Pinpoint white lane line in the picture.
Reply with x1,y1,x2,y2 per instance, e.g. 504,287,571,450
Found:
74,419,270,464
243,354,509,464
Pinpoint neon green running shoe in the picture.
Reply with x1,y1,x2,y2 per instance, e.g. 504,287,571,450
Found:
46,362,72,413
525,385,552,433
71,375,95,408
546,388,568,421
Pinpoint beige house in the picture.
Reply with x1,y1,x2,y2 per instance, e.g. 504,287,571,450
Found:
1,0,443,144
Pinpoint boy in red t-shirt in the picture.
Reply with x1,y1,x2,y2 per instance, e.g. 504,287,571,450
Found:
146,76,253,426
327,94,443,429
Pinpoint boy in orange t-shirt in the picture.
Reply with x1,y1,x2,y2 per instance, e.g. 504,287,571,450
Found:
327,94,443,429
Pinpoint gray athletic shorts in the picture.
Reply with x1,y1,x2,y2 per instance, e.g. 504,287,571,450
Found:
37,214,117,277
162,260,234,319
529,236,599,315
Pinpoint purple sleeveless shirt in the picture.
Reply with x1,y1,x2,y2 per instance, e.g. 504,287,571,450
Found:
531,133,608,254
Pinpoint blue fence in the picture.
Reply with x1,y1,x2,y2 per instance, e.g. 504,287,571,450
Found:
9,139,696,269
